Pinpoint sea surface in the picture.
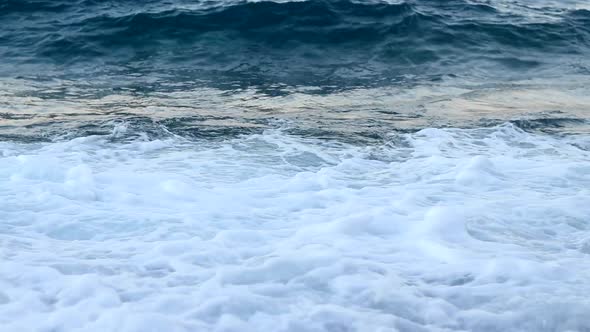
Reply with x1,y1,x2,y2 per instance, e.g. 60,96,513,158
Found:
1,0,590,331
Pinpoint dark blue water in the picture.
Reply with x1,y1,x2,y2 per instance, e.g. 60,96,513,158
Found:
2,0,589,89
1,0,589,141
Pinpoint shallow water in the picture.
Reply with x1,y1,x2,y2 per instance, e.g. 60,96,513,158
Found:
2,0,590,331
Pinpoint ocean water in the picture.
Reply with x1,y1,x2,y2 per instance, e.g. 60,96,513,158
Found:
1,0,590,331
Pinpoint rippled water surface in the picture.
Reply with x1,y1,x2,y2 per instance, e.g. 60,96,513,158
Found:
1,0,590,331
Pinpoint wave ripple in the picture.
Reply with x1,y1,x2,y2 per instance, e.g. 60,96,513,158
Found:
1,0,589,86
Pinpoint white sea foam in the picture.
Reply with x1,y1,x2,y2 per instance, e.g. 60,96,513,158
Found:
1,124,589,331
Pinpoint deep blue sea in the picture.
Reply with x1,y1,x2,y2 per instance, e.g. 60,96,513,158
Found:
1,1,590,331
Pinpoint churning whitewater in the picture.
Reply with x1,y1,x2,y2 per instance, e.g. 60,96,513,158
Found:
1,124,590,331
2,0,590,331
